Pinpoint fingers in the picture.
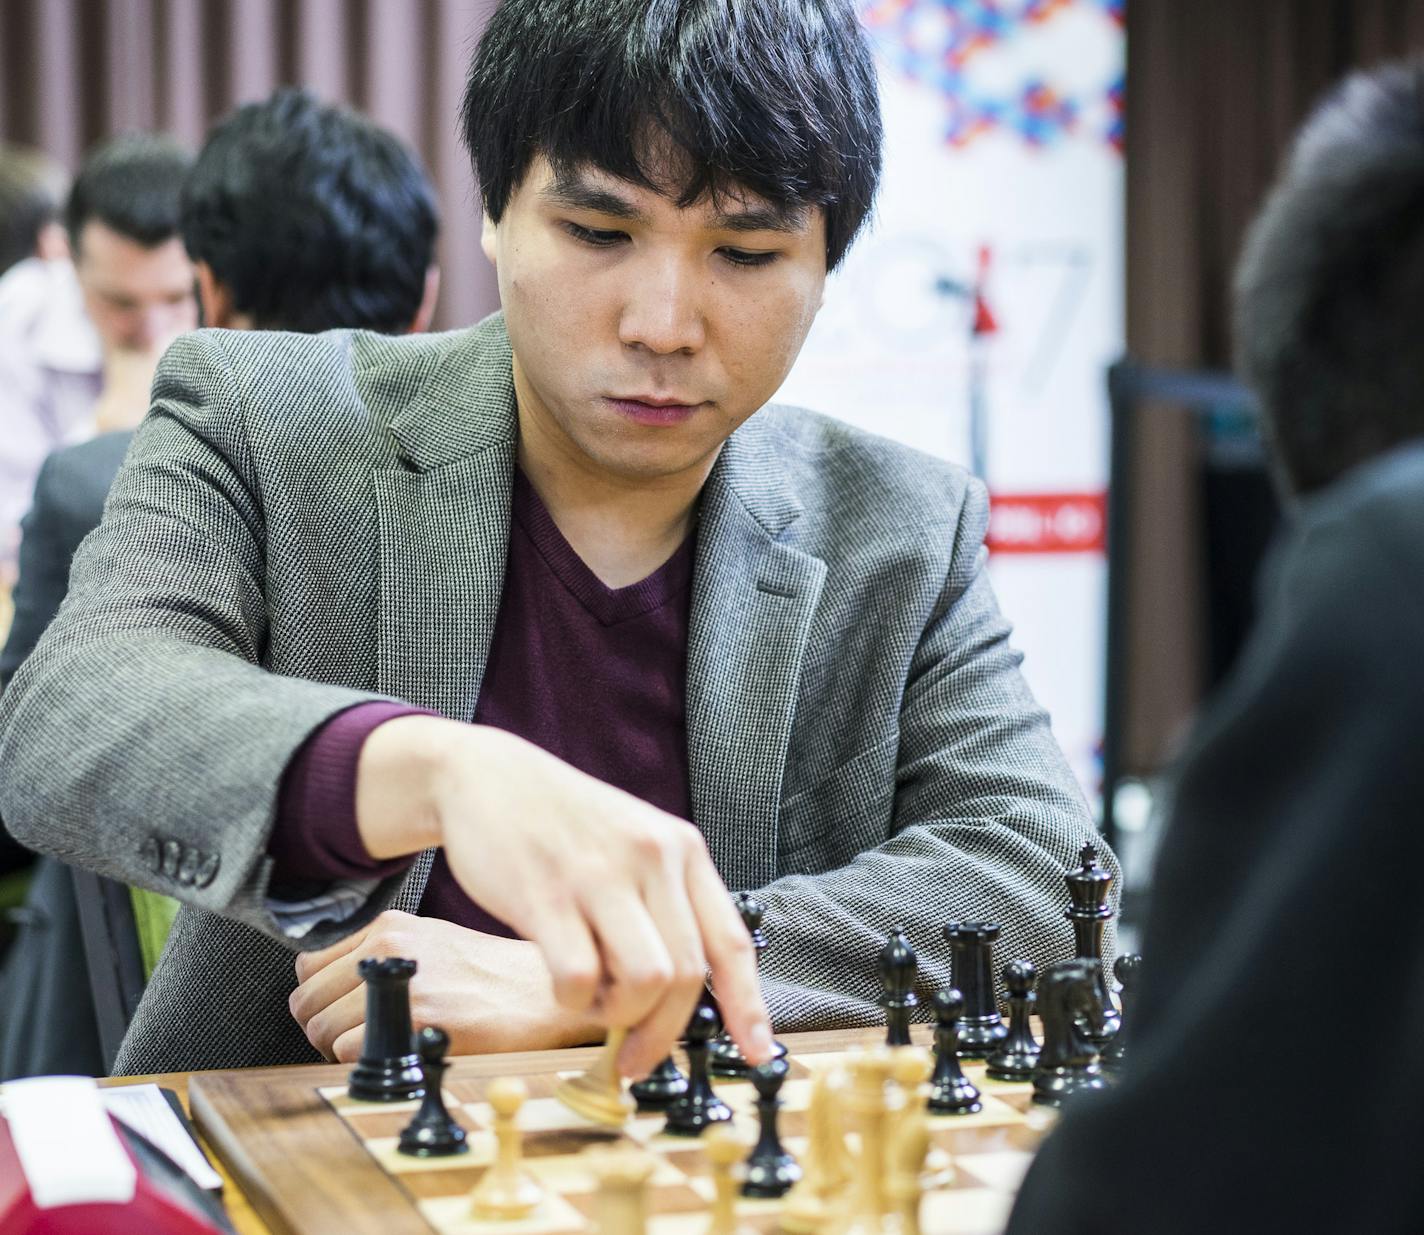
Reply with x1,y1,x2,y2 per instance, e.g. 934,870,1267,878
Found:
523,903,602,1014
687,854,773,1066
613,852,708,1077
293,912,386,984
289,947,365,1033
297,984,365,1062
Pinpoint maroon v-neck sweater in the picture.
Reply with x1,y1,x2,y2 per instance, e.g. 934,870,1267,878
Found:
269,469,696,935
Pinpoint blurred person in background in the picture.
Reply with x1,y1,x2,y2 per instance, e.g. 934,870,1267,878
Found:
0,134,195,587
0,143,70,276
1008,58,1424,1235
0,88,439,1080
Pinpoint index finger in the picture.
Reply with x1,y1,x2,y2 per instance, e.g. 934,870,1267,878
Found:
686,858,773,1066
293,921,368,984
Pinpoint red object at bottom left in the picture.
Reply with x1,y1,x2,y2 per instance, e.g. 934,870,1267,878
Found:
0,1081,230,1235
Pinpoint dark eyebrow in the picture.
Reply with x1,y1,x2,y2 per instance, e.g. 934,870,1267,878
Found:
541,171,809,236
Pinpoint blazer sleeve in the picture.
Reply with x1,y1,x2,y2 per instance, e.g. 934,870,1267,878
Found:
0,331,405,949
755,477,1111,1029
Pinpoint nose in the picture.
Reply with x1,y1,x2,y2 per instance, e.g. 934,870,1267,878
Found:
618,256,706,356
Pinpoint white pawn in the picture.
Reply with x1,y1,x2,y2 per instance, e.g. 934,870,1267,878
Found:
704,1125,754,1235
470,1077,545,1219
590,1149,657,1235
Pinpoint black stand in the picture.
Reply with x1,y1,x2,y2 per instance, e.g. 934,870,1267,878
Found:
742,1058,800,1198
927,988,982,1114
664,1003,733,1136
399,1026,468,1156
986,960,1040,1081
942,921,1007,1057
348,957,425,1102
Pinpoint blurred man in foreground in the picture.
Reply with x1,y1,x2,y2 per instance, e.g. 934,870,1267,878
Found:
1008,59,1424,1235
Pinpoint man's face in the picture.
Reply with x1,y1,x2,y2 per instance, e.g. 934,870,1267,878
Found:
73,220,197,354
484,156,828,485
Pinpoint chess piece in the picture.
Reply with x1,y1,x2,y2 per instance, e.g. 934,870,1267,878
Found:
555,1028,636,1126
664,1002,733,1136
742,1057,800,1198
469,1077,545,1219
1031,959,1110,1108
1065,843,1121,1048
704,1125,754,1235
709,892,787,1076
1100,953,1142,1074
780,1070,851,1235
927,989,982,1114
630,1054,688,1111
941,921,1007,1057
888,1046,952,1188
878,927,919,1048
843,1049,895,1235
398,1026,468,1157
590,1149,656,1235
886,1106,930,1235
347,957,425,1102
985,960,1041,1081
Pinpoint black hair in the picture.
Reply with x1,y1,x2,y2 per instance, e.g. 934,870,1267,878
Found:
461,0,882,271
180,89,439,334
1235,60,1424,496
0,143,68,275
65,133,191,254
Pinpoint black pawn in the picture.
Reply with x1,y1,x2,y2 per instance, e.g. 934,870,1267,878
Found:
1065,844,1121,1048
1100,954,1141,1074
398,1027,468,1157
710,892,786,1076
348,957,425,1102
878,927,919,1048
741,1057,800,1198
664,1003,733,1136
985,960,1040,1081
631,1055,689,1111
927,989,982,1114
942,921,1008,1057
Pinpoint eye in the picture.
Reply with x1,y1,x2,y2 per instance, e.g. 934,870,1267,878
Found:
564,222,628,248
719,247,779,269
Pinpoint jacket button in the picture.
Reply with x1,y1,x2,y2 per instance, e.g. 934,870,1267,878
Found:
193,852,220,889
140,836,161,872
161,840,182,878
176,847,200,886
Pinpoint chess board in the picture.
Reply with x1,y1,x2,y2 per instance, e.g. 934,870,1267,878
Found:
190,1027,1057,1235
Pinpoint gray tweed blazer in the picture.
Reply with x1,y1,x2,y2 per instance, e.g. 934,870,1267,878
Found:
0,313,1109,1074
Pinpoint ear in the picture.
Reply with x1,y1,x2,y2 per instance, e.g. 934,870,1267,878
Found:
480,212,498,266
406,266,441,334
196,261,239,329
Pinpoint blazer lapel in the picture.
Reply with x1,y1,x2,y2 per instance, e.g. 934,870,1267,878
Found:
370,322,519,910
687,423,827,892
372,326,518,721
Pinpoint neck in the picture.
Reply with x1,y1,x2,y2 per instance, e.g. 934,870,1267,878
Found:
514,371,714,590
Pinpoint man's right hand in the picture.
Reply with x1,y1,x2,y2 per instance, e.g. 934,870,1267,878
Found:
352,715,774,1078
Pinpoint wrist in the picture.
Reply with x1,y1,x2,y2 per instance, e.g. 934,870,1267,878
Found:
354,714,467,858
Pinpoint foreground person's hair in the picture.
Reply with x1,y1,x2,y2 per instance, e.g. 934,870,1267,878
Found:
461,0,883,271
1236,59,1424,496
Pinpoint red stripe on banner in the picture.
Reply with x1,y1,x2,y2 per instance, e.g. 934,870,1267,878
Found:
986,491,1107,554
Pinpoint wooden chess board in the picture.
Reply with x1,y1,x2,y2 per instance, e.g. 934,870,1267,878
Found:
190,1028,1057,1235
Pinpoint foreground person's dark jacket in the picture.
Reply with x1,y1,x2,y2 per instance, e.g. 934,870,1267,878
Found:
1008,441,1424,1235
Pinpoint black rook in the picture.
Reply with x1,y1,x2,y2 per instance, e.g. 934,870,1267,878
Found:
941,921,1007,1057
348,957,425,1103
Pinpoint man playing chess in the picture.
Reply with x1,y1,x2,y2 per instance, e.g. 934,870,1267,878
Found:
0,0,1108,1077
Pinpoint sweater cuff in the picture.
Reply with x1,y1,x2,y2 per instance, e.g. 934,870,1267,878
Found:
270,701,435,885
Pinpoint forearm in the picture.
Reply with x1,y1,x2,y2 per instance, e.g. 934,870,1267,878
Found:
753,803,1111,1032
